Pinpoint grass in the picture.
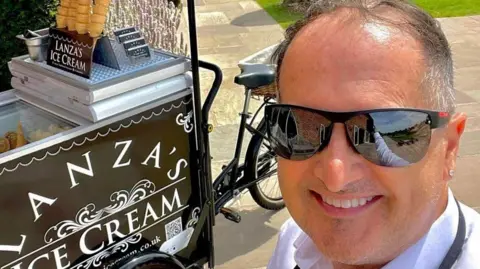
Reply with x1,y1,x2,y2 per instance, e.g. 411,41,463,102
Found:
256,0,480,29
415,0,480,18
255,0,302,29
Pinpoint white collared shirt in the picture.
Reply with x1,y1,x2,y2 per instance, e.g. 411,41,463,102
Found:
267,189,480,269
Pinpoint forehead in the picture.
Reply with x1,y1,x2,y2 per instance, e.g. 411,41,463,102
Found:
279,10,427,111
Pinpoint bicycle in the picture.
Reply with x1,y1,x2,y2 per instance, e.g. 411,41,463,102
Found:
198,60,284,223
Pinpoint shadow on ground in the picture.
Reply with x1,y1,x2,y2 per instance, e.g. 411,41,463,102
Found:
213,207,281,265
231,10,278,27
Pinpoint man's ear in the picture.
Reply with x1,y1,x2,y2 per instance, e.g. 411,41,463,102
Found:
444,112,467,180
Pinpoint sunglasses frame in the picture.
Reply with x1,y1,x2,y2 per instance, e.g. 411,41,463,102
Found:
266,104,451,127
264,104,452,164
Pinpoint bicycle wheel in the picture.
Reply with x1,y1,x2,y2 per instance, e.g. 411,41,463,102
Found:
245,120,285,210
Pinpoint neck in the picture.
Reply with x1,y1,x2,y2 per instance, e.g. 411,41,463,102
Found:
436,186,450,220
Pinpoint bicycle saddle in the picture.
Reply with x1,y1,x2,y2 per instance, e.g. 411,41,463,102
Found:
234,63,275,89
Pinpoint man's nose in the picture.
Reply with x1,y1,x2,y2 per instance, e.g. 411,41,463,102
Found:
313,123,362,193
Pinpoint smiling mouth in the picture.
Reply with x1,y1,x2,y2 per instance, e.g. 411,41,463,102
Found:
310,191,383,218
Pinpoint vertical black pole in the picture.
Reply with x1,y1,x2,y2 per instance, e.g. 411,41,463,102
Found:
186,2,201,102
186,0,215,268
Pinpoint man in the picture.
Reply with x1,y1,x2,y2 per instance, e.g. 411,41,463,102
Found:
265,0,480,268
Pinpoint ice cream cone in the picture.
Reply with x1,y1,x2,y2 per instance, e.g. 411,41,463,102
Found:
68,7,76,17
95,0,111,7
4,132,17,149
16,122,27,148
76,14,90,23
90,14,106,24
88,22,104,37
92,4,109,15
58,6,68,16
70,0,78,9
76,23,88,34
67,17,76,31
77,4,91,14
61,0,71,7
56,15,67,28
0,138,10,153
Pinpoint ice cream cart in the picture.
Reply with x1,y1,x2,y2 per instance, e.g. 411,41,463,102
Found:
1,53,216,269
0,0,223,267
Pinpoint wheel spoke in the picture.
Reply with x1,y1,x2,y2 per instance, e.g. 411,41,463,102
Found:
256,147,281,200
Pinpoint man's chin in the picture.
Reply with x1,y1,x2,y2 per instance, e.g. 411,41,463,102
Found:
311,234,387,266
318,245,370,264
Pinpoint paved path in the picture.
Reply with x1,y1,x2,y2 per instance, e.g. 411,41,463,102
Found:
438,16,480,213
180,0,284,126
184,3,480,267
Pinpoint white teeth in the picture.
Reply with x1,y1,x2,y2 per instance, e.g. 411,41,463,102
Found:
342,200,351,208
322,196,375,208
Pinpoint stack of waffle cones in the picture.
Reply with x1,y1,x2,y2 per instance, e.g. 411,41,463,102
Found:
55,0,111,38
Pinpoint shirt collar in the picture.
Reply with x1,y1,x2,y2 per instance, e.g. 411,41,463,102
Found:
293,230,327,269
293,189,459,269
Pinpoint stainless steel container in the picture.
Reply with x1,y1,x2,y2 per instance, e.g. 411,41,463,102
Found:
16,28,50,62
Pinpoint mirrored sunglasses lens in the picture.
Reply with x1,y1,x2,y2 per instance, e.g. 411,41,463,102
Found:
346,111,432,167
266,106,331,160
266,106,293,158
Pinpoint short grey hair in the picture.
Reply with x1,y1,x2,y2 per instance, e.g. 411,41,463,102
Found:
271,0,456,112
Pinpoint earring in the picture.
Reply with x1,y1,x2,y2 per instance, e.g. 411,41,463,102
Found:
449,170,455,177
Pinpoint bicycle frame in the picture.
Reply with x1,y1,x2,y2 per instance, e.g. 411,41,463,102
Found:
210,88,269,214
198,61,276,215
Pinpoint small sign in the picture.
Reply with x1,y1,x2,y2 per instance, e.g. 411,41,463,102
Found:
113,26,137,40
47,28,120,78
123,37,146,51
118,31,142,44
127,44,151,63
47,28,95,78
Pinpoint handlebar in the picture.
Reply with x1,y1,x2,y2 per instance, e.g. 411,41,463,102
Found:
199,60,223,125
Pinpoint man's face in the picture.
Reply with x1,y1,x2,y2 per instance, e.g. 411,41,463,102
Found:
277,14,462,266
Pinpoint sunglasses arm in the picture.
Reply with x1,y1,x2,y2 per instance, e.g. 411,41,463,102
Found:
430,112,451,129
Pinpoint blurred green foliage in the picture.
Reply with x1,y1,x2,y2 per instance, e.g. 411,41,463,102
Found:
0,0,58,91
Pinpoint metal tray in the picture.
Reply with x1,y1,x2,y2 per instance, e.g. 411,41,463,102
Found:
11,40,190,91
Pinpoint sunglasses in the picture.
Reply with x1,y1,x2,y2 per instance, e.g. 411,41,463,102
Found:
264,104,451,167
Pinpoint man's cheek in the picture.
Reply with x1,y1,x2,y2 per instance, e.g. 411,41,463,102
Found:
277,162,291,191
277,159,312,205
277,161,299,195
278,160,311,223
